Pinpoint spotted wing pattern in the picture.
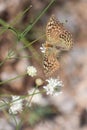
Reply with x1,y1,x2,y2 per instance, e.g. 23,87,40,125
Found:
46,15,73,51
43,49,60,77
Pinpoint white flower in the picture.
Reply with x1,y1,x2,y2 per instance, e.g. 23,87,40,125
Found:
9,96,23,114
27,66,37,77
26,88,48,107
43,78,63,96
40,44,46,53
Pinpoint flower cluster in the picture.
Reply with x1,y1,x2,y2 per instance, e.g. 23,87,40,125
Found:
6,66,63,115
0,78,63,115
9,96,23,114
43,78,63,96
27,66,37,77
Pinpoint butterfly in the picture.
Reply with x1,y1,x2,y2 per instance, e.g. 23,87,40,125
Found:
43,15,73,77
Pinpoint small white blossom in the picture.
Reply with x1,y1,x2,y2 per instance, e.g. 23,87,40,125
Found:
43,78,63,96
27,66,37,77
40,44,46,53
9,96,23,114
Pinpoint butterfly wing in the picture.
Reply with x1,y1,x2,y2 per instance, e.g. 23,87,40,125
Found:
46,15,62,44
59,30,73,51
46,15,73,51
43,49,60,77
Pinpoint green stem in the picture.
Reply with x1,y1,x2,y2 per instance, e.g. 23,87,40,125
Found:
11,5,32,26
21,0,55,38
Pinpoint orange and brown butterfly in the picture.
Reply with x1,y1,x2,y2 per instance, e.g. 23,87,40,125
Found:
43,15,73,77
